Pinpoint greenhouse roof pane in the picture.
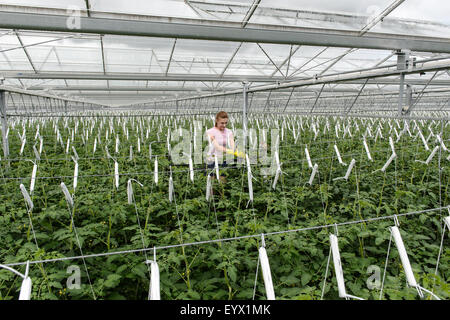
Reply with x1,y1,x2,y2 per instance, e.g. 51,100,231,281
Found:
66,79,108,86
0,1,449,107
388,0,450,26
91,0,199,19
259,0,393,15
0,0,85,9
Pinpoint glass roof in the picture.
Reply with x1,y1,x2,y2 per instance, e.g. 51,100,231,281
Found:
0,0,449,109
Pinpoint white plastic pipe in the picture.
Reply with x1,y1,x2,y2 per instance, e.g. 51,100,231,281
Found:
149,261,160,300
436,135,448,152
20,137,26,155
246,154,252,176
169,175,174,203
334,144,346,166
206,174,212,201
423,146,439,164
305,147,313,169
33,145,40,161
189,157,194,183
248,169,254,203
137,137,141,153
389,136,396,154
214,155,219,181
393,127,399,141
73,160,78,191
60,182,74,208
30,163,37,194
20,184,33,211
329,234,347,299
308,163,318,185
343,159,356,180
93,137,97,154
381,153,396,172
66,138,70,154
272,167,281,190
154,157,158,185
418,129,429,151
258,246,275,300
363,139,373,161
390,226,418,288
38,137,43,155
18,277,32,300
444,216,450,232
127,179,133,204
114,161,119,189
274,151,280,169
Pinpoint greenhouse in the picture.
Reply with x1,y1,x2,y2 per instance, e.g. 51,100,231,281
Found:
0,0,449,302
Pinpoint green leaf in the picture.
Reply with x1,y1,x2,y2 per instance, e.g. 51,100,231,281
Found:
48,281,63,289
104,274,122,288
301,273,312,286
227,266,237,282
186,290,201,300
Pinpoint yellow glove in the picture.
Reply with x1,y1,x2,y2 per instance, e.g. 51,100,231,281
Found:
226,149,246,158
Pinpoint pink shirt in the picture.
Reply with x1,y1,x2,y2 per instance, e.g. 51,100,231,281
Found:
206,127,233,162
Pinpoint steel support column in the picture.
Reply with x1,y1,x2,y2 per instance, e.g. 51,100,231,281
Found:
0,91,9,164
243,82,248,153
398,73,405,116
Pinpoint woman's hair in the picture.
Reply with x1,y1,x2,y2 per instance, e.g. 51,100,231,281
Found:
215,111,228,127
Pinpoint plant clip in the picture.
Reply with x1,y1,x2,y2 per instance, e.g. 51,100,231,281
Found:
393,215,400,227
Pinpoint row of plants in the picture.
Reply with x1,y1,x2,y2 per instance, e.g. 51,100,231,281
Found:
0,113,448,300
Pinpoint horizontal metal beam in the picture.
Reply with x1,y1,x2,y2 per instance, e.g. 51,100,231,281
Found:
247,59,450,94
131,58,450,105
342,79,450,86
0,85,107,107
24,86,370,93
26,86,222,92
6,72,450,87
0,11,450,53
2,71,287,82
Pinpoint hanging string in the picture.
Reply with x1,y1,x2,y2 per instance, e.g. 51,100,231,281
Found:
320,246,332,300
1,141,442,182
62,182,97,300
379,232,393,300
4,206,447,268
252,252,260,300
433,213,449,295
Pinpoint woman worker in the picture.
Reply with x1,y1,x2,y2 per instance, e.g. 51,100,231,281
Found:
206,111,236,177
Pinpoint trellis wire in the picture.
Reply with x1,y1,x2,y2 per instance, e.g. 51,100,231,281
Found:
2,141,445,182
3,205,448,268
